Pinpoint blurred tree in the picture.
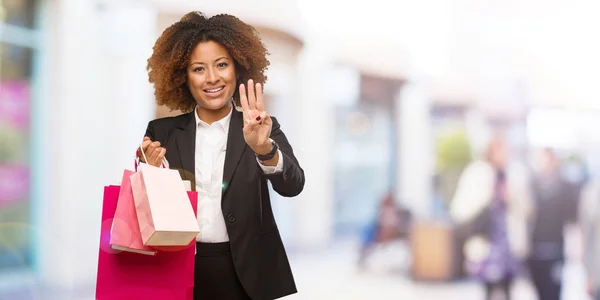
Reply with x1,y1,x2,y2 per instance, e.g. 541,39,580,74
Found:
436,131,472,171
434,130,472,207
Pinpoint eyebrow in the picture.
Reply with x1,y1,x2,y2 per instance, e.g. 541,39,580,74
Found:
190,56,229,66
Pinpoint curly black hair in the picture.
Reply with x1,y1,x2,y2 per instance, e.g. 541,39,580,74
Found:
147,11,270,113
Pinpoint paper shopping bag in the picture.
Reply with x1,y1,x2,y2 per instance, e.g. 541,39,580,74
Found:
99,286,193,300
130,163,199,246
96,185,198,300
109,170,157,256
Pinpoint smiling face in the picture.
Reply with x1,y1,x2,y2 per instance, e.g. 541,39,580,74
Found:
187,40,236,122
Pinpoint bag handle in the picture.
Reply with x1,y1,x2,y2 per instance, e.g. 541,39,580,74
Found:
135,143,166,171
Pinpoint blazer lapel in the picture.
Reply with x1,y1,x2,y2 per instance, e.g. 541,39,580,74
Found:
222,110,247,194
176,111,196,174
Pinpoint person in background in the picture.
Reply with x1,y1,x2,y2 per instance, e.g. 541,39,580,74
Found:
357,192,409,269
528,148,580,300
450,136,532,300
138,12,305,300
579,171,600,300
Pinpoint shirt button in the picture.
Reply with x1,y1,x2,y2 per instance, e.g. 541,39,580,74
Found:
227,214,236,223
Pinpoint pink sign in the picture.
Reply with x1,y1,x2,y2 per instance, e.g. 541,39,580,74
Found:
0,81,30,130
0,165,29,208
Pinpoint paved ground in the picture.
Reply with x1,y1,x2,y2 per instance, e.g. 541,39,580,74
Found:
0,240,591,300
286,241,590,300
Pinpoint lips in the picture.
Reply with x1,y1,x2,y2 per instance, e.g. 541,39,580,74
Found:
204,86,224,93
203,86,225,98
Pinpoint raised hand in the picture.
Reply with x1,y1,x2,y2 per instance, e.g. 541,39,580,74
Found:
239,79,272,155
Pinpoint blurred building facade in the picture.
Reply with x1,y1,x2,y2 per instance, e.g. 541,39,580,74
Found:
0,0,41,292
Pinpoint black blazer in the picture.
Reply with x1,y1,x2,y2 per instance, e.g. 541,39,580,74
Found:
144,109,305,300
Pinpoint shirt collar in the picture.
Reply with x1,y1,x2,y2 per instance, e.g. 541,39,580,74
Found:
194,105,233,134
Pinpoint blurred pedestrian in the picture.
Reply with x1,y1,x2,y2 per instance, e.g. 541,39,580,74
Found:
450,136,532,300
528,149,580,300
357,192,407,269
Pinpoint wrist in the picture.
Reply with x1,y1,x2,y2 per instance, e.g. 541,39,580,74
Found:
259,151,279,166
255,139,279,161
254,140,273,156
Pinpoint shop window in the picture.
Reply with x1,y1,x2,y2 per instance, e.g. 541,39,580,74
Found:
1,0,36,28
0,35,35,271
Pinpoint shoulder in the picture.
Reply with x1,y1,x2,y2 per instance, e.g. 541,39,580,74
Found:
145,112,193,143
455,160,496,190
463,160,494,178
148,112,191,130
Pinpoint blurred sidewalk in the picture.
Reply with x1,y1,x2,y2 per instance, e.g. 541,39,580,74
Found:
0,239,590,300
287,238,589,300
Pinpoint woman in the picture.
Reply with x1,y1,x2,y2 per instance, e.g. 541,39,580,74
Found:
138,12,305,300
450,136,531,300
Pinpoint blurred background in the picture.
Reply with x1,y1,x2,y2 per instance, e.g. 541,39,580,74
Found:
1,0,600,299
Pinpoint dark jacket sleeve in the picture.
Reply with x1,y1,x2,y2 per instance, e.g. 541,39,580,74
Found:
263,117,305,197
144,120,156,141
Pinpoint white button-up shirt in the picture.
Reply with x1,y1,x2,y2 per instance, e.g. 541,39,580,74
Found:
193,107,283,242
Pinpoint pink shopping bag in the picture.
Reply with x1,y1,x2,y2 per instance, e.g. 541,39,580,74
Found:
130,163,199,246
98,286,193,300
96,185,198,300
109,169,157,256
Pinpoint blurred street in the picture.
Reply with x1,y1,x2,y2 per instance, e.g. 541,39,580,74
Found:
289,239,590,300
0,238,591,300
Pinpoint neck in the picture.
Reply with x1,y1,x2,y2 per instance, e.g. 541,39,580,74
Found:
196,102,232,124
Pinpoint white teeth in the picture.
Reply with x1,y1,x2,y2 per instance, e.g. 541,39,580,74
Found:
205,87,224,93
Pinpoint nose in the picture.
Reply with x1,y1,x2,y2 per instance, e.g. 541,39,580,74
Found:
206,67,218,84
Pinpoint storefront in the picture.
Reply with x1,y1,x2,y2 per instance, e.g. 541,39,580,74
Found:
0,0,39,272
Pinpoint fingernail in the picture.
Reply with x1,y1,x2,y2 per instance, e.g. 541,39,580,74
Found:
256,116,261,121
